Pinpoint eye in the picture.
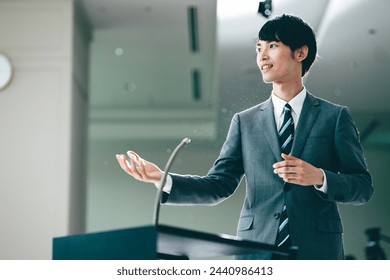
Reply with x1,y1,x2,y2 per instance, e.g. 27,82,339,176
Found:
270,43,277,48
256,47,261,53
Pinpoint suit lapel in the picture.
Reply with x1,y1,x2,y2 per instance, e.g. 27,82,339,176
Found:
257,98,282,161
291,92,321,158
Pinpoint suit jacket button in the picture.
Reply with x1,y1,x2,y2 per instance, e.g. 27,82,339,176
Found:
274,213,280,219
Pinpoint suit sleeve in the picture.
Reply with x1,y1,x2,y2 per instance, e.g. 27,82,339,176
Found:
163,114,245,205
322,107,374,204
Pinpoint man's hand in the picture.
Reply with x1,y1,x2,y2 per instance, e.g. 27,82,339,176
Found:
116,151,163,185
273,153,324,186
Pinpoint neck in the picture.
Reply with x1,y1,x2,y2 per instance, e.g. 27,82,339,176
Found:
272,80,304,102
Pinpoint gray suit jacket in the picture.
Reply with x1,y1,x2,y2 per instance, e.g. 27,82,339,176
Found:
165,92,374,260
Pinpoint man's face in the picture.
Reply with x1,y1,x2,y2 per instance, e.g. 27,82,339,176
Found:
256,40,301,84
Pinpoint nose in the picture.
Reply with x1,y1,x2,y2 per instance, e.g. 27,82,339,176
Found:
258,49,268,61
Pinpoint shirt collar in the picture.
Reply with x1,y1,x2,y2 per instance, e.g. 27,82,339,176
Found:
271,87,307,117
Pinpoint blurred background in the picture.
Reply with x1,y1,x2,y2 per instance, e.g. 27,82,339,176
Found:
0,0,389,259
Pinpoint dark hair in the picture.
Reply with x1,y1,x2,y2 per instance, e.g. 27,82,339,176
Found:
258,14,317,77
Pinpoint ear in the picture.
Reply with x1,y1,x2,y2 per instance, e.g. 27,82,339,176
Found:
294,45,309,62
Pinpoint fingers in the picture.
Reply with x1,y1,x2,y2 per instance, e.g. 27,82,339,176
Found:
129,151,147,177
273,154,303,183
115,151,145,180
273,166,297,175
115,150,163,185
116,154,129,172
273,158,298,170
128,152,144,179
129,151,147,168
274,165,308,184
281,153,297,160
281,153,300,163
273,155,323,186
274,165,300,181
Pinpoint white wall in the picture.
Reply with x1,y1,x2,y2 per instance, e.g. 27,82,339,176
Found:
0,0,89,259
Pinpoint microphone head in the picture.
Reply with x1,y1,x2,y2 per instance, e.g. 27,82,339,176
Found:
182,138,191,145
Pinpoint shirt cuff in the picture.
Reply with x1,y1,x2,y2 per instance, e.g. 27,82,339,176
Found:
154,173,173,194
314,169,328,194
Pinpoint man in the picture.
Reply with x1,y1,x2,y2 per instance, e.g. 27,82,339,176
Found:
116,14,373,259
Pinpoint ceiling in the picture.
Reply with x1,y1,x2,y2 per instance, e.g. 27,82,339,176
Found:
80,0,390,146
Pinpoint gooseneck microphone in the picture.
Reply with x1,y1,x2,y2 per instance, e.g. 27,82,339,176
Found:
153,138,191,226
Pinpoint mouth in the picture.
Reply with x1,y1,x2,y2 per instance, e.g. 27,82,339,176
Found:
261,64,273,71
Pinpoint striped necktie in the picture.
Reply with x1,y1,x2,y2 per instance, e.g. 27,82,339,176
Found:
275,103,294,248
278,103,294,155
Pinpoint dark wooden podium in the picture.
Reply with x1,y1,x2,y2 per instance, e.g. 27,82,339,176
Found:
53,224,296,260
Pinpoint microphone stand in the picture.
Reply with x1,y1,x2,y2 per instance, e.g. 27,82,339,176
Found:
153,138,191,226
365,227,389,259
